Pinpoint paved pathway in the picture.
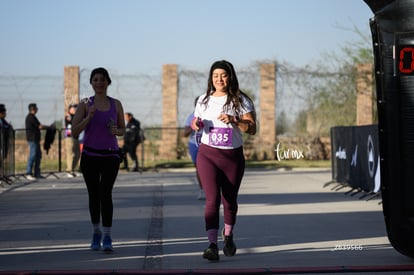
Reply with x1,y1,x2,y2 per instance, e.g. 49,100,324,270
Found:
0,168,414,274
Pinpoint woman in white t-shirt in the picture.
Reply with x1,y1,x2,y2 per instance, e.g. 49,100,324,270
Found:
191,60,256,261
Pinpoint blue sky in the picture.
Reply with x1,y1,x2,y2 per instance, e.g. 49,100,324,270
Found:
0,0,374,76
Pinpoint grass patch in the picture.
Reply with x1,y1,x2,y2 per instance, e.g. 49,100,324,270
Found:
14,159,331,174
145,159,331,170
246,159,331,169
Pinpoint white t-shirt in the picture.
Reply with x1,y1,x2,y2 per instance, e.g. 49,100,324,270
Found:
194,93,254,149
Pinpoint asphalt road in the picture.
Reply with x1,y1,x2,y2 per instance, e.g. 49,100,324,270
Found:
0,168,414,274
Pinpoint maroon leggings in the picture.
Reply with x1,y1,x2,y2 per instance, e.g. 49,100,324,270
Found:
196,144,245,231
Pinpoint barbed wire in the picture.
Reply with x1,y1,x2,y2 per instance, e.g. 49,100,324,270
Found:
0,63,353,132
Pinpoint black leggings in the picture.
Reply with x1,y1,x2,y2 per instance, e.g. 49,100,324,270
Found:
80,154,120,227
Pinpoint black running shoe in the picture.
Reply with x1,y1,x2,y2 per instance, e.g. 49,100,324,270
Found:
223,234,237,256
203,243,219,261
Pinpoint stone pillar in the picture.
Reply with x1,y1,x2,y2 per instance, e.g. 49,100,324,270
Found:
258,63,276,159
63,66,80,113
356,63,373,125
161,64,178,159
62,66,80,172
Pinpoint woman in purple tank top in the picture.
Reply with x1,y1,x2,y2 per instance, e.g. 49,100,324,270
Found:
72,67,125,252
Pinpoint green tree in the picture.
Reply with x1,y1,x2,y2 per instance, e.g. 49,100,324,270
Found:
291,26,374,136
293,110,308,135
276,110,289,135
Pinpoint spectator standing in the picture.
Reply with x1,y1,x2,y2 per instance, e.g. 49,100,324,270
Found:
64,104,80,177
0,104,12,162
122,112,142,172
71,67,126,252
25,103,46,180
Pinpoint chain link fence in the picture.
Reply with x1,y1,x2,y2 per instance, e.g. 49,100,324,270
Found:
0,62,365,179
1,62,315,132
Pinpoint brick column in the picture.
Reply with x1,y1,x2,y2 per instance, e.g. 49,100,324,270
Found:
356,63,373,125
62,66,80,172
63,66,80,113
161,64,178,159
258,63,276,159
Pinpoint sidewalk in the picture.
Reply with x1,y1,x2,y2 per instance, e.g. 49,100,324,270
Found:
0,168,413,274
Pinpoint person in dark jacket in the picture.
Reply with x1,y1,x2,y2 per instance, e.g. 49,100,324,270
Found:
0,104,13,184
25,103,46,180
0,104,12,160
122,112,142,172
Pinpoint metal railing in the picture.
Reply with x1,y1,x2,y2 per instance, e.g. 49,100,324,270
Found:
0,127,192,183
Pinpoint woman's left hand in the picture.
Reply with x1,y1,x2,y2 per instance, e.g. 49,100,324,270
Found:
217,114,233,124
111,125,118,135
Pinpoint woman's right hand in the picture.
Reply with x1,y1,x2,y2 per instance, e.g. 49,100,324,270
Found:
191,117,199,131
191,117,203,131
71,102,94,138
87,105,96,120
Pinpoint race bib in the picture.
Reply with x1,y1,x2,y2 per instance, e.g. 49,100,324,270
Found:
208,127,232,147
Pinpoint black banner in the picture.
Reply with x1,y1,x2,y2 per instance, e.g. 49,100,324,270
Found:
331,125,380,193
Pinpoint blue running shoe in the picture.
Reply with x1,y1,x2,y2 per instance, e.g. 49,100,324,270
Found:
102,235,113,252
91,231,102,251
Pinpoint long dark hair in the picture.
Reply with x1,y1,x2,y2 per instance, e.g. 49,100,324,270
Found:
202,60,254,115
90,67,112,85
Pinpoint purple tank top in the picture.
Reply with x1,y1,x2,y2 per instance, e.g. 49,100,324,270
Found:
83,96,119,156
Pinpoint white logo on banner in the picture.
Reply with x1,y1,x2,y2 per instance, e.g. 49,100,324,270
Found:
335,147,347,159
374,156,381,193
351,145,358,167
367,135,375,178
